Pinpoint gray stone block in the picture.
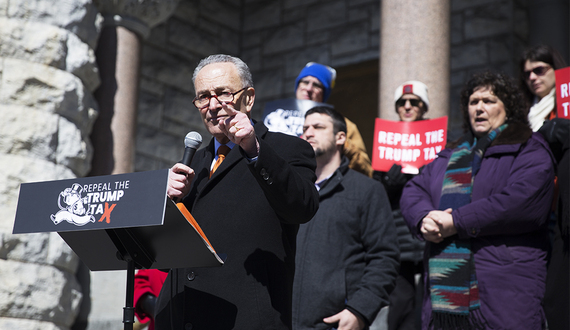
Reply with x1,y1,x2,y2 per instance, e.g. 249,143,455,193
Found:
169,19,219,57
146,22,169,49
138,91,163,128
451,0,501,12
305,29,331,46
369,4,380,33
348,7,369,23
262,24,304,55
163,88,201,125
263,54,286,71
200,0,241,31
241,47,263,72
349,0,378,5
450,70,467,87
489,39,511,63
306,1,348,32
464,3,511,40
172,0,199,21
0,18,100,92
242,32,263,49
140,77,166,98
513,7,529,39
218,27,241,55
141,46,195,93
283,46,331,79
451,13,464,45
134,153,161,172
332,48,378,68
0,59,98,135
331,24,370,57
136,126,181,163
451,41,488,70
282,7,306,24
370,31,379,48
0,259,82,327
283,0,320,10
6,0,101,48
0,1,7,16
0,318,68,330
244,1,282,32
254,70,284,99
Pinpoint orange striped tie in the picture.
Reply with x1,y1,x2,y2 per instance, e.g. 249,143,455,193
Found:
210,145,231,177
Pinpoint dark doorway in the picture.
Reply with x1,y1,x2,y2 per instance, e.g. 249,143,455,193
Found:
328,60,379,157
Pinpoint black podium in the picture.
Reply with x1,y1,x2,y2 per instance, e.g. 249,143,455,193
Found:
13,169,224,330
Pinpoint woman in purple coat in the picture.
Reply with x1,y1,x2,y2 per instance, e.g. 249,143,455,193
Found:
401,71,555,330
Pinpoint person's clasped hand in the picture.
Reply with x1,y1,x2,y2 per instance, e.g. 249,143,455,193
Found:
421,208,456,243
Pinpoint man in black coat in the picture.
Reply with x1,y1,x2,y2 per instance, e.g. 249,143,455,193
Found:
155,54,319,330
293,106,399,330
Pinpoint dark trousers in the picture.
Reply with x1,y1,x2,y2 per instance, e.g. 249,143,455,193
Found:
544,221,569,330
388,261,423,330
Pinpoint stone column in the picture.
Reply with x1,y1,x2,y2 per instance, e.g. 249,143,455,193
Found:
0,0,101,329
91,0,179,176
379,0,450,121
86,2,179,329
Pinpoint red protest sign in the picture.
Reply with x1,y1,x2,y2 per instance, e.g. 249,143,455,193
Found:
555,67,570,119
372,117,448,174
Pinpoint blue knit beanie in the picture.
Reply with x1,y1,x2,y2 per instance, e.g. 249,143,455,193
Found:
295,62,336,102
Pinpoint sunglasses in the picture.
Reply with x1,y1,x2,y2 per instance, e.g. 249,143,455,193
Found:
396,98,422,107
523,65,551,80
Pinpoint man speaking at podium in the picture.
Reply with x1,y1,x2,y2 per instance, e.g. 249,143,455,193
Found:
155,54,319,330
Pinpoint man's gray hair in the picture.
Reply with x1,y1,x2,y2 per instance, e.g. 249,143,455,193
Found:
192,54,254,89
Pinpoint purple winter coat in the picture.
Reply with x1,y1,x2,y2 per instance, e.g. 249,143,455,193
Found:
401,124,555,330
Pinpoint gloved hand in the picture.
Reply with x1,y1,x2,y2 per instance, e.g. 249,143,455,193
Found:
139,293,157,318
381,164,407,188
539,118,569,161
539,118,570,145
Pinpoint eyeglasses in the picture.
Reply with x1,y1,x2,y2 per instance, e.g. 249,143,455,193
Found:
523,65,551,80
396,98,422,108
298,79,324,90
193,87,248,108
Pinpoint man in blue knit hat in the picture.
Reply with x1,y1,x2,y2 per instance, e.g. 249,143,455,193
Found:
295,62,336,103
295,62,373,177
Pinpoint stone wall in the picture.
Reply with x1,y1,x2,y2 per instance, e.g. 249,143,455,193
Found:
448,0,528,140
0,0,100,329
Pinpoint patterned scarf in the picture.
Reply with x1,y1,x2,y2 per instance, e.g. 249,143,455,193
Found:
428,124,507,329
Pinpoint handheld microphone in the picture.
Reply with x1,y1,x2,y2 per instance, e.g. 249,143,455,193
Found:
182,131,203,166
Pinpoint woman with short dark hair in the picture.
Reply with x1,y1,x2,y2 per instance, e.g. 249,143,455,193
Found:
520,44,570,330
519,44,567,131
401,71,555,329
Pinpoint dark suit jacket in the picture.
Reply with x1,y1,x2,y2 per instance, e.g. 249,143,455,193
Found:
155,122,319,330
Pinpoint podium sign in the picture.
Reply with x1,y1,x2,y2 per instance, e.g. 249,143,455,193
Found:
13,169,224,271
14,170,168,234
13,169,224,330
